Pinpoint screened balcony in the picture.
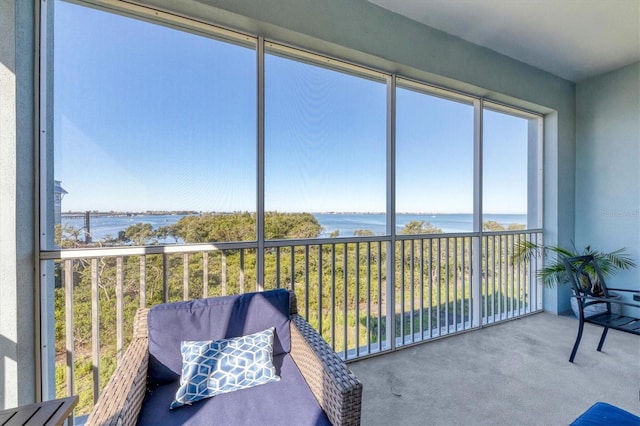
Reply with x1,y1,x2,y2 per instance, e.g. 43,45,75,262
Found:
1,0,638,424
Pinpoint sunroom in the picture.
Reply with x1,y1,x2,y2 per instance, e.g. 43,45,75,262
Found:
1,0,638,424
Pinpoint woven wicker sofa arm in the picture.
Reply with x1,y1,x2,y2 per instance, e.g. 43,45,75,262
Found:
289,314,362,426
87,309,150,426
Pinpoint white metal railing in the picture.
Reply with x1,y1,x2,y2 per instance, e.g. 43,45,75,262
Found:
41,229,542,415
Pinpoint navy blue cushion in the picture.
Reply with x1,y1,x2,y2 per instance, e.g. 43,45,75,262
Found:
570,402,640,426
139,353,331,426
148,289,291,385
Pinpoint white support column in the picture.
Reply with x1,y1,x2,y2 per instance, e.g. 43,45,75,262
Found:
0,0,37,408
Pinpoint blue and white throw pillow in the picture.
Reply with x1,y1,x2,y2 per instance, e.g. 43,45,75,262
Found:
170,327,281,409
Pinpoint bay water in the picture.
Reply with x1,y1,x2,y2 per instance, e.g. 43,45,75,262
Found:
60,212,527,243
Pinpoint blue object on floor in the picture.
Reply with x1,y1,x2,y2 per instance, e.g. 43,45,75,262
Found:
570,402,640,426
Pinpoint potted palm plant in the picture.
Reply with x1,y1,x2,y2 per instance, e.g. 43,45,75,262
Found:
513,241,636,317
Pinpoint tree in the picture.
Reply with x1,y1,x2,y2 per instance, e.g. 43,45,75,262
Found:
482,220,505,231
265,212,322,239
55,223,84,248
399,221,442,235
156,225,181,243
168,212,323,243
123,223,156,245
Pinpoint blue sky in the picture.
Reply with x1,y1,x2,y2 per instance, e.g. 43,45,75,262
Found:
54,0,528,215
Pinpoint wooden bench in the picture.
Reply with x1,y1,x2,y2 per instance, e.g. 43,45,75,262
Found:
564,255,640,362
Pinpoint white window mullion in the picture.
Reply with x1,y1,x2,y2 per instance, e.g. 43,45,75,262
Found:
257,36,265,291
386,74,396,350
472,99,483,328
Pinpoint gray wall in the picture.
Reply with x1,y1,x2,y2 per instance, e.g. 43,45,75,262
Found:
0,0,36,408
576,62,640,310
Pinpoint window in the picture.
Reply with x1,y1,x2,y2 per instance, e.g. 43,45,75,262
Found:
47,0,257,248
43,1,542,250
265,46,387,238
396,82,474,233
483,104,541,230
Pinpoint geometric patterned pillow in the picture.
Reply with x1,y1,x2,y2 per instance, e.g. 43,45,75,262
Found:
170,327,281,409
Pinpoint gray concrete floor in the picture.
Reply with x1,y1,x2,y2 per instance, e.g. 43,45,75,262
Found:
349,312,640,426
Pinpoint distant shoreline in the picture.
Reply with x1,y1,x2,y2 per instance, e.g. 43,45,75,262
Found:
61,210,526,217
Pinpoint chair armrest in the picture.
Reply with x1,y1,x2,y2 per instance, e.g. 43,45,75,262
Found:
606,288,640,294
290,314,362,426
86,337,148,426
86,309,150,426
575,295,640,309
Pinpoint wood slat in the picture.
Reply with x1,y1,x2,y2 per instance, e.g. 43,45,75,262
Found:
0,411,15,424
24,400,61,426
3,406,38,425
0,397,78,426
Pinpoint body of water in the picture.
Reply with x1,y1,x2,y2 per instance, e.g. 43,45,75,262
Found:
60,212,527,243
315,213,527,237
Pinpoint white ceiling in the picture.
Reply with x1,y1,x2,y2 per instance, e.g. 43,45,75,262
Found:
367,0,640,82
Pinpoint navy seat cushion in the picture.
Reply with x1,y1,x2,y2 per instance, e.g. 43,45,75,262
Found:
138,353,331,426
570,402,640,426
147,289,291,385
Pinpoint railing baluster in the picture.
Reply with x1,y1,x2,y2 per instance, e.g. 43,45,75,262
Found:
290,246,295,292
445,238,450,333
427,238,433,338
139,256,146,308
162,254,169,303
203,252,208,299
183,253,189,301
116,257,124,362
318,245,323,343
331,244,336,350
400,241,405,342
436,238,441,334
304,245,309,319
275,247,281,288
507,234,513,317
221,251,227,296
355,242,360,356
239,249,245,294
419,239,424,339
91,258,100,404
515,234,521,314
366,242,371,354
64,260,75,403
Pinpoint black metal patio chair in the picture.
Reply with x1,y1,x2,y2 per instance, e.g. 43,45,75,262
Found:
563,255,640,362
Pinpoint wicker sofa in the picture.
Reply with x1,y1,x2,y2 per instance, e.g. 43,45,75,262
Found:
87,289,362,425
